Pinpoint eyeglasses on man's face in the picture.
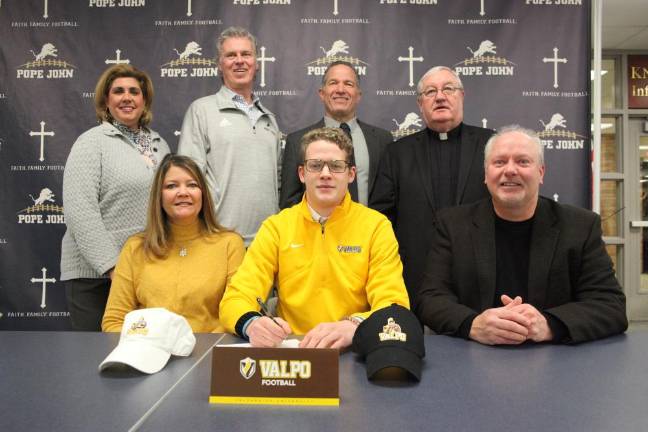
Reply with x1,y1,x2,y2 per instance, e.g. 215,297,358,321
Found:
419,85,463,98
303,159,350,173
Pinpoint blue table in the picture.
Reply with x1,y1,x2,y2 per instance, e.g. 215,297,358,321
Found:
139,332,648,432
0,331,224,432
2,331,646,431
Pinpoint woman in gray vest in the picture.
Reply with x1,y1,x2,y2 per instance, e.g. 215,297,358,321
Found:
60,64,169,330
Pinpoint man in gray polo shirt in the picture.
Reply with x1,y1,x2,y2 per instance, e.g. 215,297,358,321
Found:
179,27,282,245
279,61,392,209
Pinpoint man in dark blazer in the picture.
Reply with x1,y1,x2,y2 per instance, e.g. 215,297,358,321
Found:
280,61,392,209
370,66,493,306
416,125,627,345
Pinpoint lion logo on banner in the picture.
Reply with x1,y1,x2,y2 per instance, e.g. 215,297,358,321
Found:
454,39,515,70
31,43,58,61
393,113,422,131
30,188,56,206
174,41,202,60
537,113,585,140
467,40,497,58
540,113,567,131
240,357,256,380
391,113,423,139
321,40,349,58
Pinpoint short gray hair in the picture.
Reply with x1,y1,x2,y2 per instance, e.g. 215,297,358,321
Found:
484,125,545,169
216,26,259,61
416,66,464,96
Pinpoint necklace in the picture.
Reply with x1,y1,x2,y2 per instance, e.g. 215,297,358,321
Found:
179,247,187,257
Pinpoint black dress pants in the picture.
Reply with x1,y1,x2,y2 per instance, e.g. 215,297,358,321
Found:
64,278,111,331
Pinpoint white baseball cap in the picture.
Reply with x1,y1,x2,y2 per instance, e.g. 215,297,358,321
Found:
99,308,196,374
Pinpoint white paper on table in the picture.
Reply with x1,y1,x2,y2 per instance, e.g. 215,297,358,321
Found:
217,338,301,348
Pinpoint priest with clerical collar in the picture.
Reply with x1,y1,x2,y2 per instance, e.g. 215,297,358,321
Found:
370,66,494,308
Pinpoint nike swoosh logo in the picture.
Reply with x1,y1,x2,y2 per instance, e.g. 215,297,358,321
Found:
290,243,304,249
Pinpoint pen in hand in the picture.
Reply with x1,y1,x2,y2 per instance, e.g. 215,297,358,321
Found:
256,297,284,329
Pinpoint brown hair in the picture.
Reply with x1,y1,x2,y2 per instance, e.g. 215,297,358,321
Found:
94,64,154,127
142,154,229,258
299,127,354,163
321,61,361,87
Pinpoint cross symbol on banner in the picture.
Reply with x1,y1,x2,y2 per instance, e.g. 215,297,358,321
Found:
43,0,48,18
187,0,192,17
398,47,424,88
482,118,488,128
542,47,567,89
31,267,56,309
333,0,339,16
258,46,275,88
105,49,130,65
29,121,55,162
174,130,181,136
480,0,486,16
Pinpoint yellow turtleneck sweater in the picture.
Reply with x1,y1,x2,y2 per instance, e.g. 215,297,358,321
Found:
102,221,245,333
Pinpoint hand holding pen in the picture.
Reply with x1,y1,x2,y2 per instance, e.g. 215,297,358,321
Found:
256,297,283,328
246,297,292,347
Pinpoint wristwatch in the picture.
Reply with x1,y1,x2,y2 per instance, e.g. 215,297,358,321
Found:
343,315,364,326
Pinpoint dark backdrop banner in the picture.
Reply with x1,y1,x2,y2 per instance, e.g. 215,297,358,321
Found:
0,0,590,330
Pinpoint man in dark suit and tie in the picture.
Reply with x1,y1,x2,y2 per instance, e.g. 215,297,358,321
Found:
370,66,493,306
416,125,627,344
280,61,393,209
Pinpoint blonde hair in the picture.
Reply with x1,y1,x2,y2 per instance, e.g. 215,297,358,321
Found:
142,154,229,258
299,127,354,163
94,64,154,127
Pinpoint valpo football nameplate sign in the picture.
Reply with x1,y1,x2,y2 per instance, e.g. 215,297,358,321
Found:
210,346,339,406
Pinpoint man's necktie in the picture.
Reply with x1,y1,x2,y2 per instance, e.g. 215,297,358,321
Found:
340,122,352,139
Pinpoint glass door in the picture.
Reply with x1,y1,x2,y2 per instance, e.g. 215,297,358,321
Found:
627,119,648,320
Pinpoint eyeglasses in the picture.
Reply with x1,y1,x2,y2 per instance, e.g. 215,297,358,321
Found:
419,85,462,98
303,159,350,173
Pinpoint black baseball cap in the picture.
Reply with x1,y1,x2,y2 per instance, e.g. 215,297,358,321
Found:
352,304,425,381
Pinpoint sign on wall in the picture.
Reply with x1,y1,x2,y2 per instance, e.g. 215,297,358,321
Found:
628,55,648,109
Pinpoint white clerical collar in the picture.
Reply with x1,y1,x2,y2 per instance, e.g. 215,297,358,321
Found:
428,123,462,142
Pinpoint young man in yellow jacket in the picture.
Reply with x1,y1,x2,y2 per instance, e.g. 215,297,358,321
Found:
220,127,409,349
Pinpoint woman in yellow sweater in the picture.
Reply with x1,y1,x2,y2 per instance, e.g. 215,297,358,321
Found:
102,154,245,332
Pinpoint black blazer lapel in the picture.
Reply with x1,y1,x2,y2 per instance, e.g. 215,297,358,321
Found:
359,121,380,193
471,200,497,310
456,124,481,205
527,198,559,308
411,130,436,210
